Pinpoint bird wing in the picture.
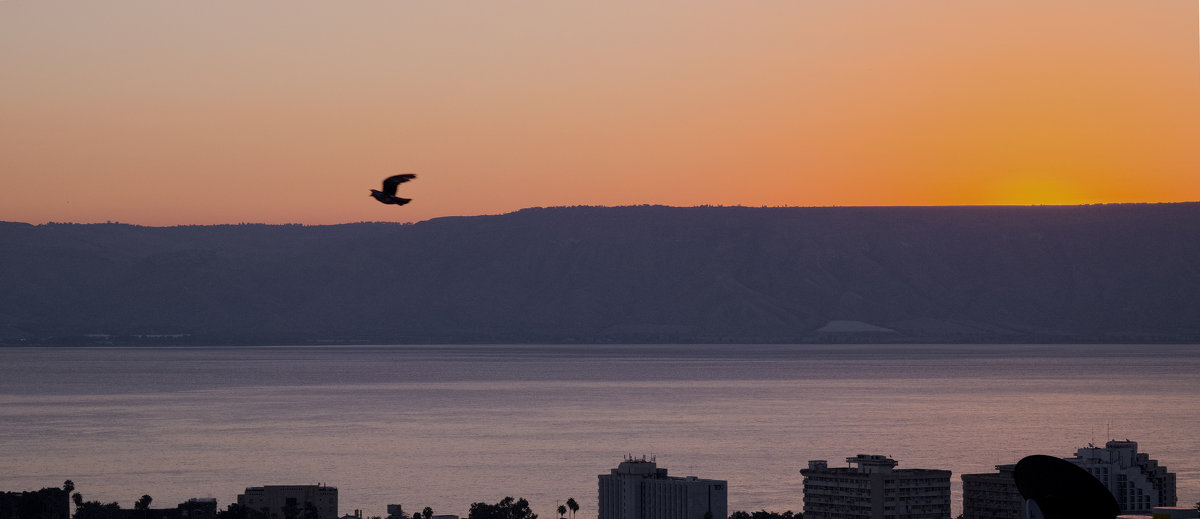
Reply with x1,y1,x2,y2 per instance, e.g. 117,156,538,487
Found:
381,174,416,195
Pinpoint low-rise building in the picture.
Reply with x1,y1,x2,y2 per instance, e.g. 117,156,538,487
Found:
0,487,70,519
178,499,218,519
1149,507,1198,519
237,485,338,519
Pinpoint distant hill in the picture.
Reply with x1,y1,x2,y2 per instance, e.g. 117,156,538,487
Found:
3,204,1200,345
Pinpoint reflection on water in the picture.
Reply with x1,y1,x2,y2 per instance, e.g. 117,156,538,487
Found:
1,344,1198,518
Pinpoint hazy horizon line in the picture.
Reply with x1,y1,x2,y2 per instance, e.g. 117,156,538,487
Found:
5,200,1198,229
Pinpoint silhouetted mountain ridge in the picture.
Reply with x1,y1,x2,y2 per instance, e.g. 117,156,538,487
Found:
3,204,1199,344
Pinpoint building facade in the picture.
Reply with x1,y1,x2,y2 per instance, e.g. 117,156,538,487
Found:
598,457,727,519
177,499,218,519
1067,440,1176,513
800,455,951,519
960,465,1022,519
0,487,70,519
237,485,338,519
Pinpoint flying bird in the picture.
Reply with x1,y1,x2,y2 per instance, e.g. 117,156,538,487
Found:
370,174,416,206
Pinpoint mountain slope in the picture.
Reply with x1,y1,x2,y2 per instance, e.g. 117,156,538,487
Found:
2,204,1199,344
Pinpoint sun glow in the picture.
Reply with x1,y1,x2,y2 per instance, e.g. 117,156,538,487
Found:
1,2,1198,225
987,175,1096,206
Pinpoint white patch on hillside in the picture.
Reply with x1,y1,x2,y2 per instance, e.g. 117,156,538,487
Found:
816,320,897,333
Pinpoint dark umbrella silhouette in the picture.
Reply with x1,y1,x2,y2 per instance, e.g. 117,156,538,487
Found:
1014,455,1119,519
370,174,416,206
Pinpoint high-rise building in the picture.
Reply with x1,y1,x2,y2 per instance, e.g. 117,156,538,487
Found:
800,455,951,519
237,485,338,519
598,457,727,519
960,465,1022,519
1067,440,1176,513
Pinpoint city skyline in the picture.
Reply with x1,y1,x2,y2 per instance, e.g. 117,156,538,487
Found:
3,446,1188,519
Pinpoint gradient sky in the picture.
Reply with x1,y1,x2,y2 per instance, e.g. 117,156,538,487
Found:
2,1,1198,225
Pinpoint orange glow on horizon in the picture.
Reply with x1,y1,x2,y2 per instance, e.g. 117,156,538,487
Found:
1,1,1198,225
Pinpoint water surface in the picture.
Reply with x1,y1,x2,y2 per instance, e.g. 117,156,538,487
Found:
1,344,1197,517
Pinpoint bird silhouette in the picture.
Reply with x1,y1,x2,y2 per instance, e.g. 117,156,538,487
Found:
370,174,416,206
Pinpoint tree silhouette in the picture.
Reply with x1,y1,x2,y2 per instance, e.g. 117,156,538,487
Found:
302,502,319,519
556,506,565,519
564,499,577,519
467,498,536,519
135,496,153,511
422,507,432,519
283,501,300,519
73,499,120,519
63,481,75,495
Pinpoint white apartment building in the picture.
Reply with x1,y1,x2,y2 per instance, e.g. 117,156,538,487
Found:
1067,440,1176,513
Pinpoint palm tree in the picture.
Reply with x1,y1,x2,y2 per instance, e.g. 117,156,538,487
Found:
565,499,578,519
136,495,154,519
556,506,566,519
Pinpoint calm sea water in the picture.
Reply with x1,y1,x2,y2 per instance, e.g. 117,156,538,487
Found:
1,344,1198,518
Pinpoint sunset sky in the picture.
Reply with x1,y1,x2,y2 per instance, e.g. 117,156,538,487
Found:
2,1,1198,225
